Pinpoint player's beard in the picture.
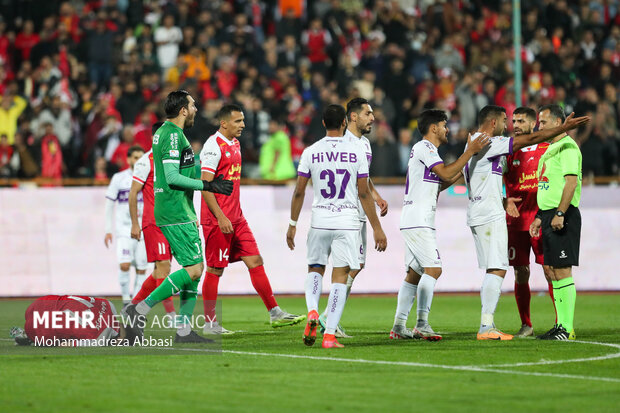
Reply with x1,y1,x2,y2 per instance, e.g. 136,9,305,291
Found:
514,127,531,136
361,124,372,135
184,114,195,129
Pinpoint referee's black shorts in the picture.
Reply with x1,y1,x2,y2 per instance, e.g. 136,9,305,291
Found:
540,205,581,267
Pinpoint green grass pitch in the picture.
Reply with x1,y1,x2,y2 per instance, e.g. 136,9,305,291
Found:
1,293,619,411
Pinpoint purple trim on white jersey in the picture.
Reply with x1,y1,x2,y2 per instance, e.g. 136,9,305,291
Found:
358,173,369,178
106,196,117,201
298,171,311,178
422,164,441,184
427,160,444,171
311,226,359,231
399,226,436,230
509,137,514,155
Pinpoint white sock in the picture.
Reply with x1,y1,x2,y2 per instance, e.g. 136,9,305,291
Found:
133,272,147,296
416,274,437,327
305,272,322,313
394,281,417,327
269,306,282,317
119,270,131,302
323,274,355,318
480,273,504,333
325,283,347,335
345,274,354,301
176,323,191,336
135,300,151,315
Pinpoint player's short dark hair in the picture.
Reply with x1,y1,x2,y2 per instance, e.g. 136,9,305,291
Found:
418,109,448,135
151,121,164,135
539,104,566,122
322,104,347,130
127,145,145,157
513,107,537,121
217,104,243,121
346,97,369,119
164,90,191,118
478,105,506,126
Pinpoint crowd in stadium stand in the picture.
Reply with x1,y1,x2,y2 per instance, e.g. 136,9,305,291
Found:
0,0,618,182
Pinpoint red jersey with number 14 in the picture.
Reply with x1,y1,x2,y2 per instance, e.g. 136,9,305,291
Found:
132,150,155,228
504,142,549,231
199,131,243,226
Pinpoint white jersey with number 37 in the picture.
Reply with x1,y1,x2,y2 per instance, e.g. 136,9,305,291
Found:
298,136,369,230
463,132,514,227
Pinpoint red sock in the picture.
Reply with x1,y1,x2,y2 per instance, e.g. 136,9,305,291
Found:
514,282,532,327
156,278,176,313
202,272,220,321
548,282,558,323
249,265,278,311
131,275,157,304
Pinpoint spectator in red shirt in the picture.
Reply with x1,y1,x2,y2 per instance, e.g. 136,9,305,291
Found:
132,109,157,152
302,19,332,72
110,125,136,171
14,20,40,63
215,57,238,99
40,123,64,184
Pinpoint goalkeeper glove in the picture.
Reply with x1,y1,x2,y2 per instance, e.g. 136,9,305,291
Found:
202,175,233,195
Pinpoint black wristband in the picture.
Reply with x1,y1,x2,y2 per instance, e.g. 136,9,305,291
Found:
535,209,542,219
202,180,211,191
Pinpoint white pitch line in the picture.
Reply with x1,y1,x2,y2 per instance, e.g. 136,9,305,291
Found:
475,340,620,368
159,347,620,383
3,335,619,383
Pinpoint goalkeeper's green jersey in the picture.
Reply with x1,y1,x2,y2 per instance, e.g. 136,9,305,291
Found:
153,121,197,226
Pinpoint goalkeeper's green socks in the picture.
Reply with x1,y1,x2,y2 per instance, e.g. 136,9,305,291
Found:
177,279,200,336
136,269,192,315
552,277,576,332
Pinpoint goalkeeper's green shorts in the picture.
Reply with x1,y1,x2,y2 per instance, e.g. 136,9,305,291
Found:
160,222,203,267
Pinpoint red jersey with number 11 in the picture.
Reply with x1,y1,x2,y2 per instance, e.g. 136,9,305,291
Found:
199,131,243,226
504,142,549,231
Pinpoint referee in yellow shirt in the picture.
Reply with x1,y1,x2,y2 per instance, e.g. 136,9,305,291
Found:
529,104,590,340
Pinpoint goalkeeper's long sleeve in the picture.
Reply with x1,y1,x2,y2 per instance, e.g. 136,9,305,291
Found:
163,162,203,191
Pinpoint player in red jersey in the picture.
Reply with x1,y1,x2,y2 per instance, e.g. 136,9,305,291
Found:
11,295,125,346
128,122,176,316
199,104,305,334
504,107,556,337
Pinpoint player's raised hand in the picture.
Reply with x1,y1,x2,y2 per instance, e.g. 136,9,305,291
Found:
104,233,113,248
217,216,234,234
376,198,388,217
286,225,296,250
529,217,542,238
203,175,233,195
563,112,590,130
130,223,141,240
467,132,491,154
373,228,387,252
506,197,522,218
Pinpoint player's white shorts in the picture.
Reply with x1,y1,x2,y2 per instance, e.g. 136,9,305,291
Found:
307,228,360,270
357,221,367,265
116,237,148,270
470,219,509,270
401,228,442,274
